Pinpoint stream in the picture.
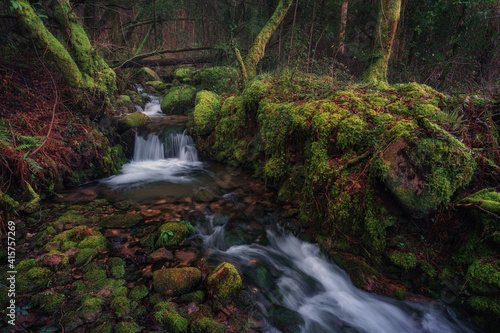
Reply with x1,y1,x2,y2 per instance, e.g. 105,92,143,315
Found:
91,91,477,332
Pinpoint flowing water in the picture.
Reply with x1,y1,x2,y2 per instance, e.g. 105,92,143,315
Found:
97,116,477,332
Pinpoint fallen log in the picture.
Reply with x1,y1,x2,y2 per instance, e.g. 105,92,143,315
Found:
118,57,213,69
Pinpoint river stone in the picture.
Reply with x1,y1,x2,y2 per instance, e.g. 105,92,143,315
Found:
193,188,216,202
119,111,151,130
268,304,305,333
99,213,143,229
148,248,174,263
153,267,202,296
207,262,243,300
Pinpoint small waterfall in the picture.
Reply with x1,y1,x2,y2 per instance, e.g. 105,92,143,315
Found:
134,134,165,161
103,130,204,188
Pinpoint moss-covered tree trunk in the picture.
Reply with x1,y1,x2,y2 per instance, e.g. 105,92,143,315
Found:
243,0,294,79
362,0,402,83
14,0,116,106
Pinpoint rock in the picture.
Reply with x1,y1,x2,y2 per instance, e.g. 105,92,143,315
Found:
133,67,161,83
160,85,197,115
174,67,196,83
118,111,151,130
153,267,202,296
207,262,243,300
193,188,216,202
99,213,143,229
268,304,305,333
193,66,240,95
155,222,189,248
193,90,222,135
148,248,174,263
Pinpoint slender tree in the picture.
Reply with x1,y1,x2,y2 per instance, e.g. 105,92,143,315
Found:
362,0,402,82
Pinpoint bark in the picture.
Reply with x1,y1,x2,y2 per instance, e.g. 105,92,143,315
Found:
244,0,294,78
362,0,402,83
338,1,348,57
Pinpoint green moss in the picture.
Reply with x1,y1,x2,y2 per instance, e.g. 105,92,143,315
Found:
154,302,189,333
388,251,417,270
115,321,142,333
337,115,367,151
179,290,205,303
149,293,163,305
194,66,240,95
190,317,224,333
119,112,151,129
146,80,169,94
75,248,98,265
394,288,406,300
111,265,125,279
414,103,440,117
108,257,125,267
35,226,57,247
111,286,129,298
41,250,69,267
32,292,65,313
78,233,107,250
111,296,136,318
175,67,196,83
62,240,78,251
207,262,243,300
466,259,500,294
129,285,149,300
18,267,51,293
44,225,88,252
193,90,222,135
156,222,189,248
161,85,197,115
80,296,104,322
468,296,500,318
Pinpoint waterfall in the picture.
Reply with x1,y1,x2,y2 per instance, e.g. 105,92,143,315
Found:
102,130,203,188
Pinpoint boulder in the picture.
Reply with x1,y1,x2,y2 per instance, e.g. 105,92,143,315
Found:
153,267,202,296
160,85,197,115
207,262,242,300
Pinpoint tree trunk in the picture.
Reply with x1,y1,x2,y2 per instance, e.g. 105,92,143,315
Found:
14,0,87,90
14,0,117,108
338,1,348,57
244,0,294,79
362,0,402,83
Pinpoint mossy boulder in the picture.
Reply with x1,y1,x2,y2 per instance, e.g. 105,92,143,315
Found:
153,267,202,296
41,250,69,267
111,296,136,318
379,135,475,217
145,80,170,95
99,213,143,229
18,266,51,293
129,285,149,300
119,111,151,129
174,67,197,83
194,66,240,95
156,222,190,248
179,290,205,303
461,189,500,244
207,262,243,300
154,302,189,333
115,95,134,109
161,85,197,115
78,233,108,250
74,248,98,265
193,90,222,135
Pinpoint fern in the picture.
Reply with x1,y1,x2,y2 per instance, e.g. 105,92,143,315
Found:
14,135,43,151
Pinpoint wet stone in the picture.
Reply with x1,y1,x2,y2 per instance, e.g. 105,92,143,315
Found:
148,248,174,263
99,213,143,228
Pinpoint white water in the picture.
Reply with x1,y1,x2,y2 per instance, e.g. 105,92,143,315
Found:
200,219,475,333
135,84,164,117
103,131,203,188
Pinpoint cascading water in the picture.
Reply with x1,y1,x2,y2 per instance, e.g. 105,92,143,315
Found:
134,84,163,117
199,215,476,333
103,130,204,188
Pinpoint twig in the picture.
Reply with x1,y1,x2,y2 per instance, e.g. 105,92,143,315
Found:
475,204,500,220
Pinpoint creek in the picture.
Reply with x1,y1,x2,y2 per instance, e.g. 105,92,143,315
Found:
75,90,477,332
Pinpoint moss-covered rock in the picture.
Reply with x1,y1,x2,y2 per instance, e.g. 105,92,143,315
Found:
268,304,305,333
74,248,98,265
32,292,65,314
179,290,205,303
119,111,151,129
111,296,136,318
129,285,149,300
207,262,243,300
78,233,108,251
190,317,224,333
174,67,196,83
161,85,197,115
193,90,222,135
133,67,161,83
146,80,170,95
193,66,240,95
18,266,51,293
154,302,189,333
156,222,189,248
153,267,202,296
79,296,104,322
